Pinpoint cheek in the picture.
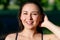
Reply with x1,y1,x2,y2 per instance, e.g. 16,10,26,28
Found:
20,15,26,22
33,16,40,24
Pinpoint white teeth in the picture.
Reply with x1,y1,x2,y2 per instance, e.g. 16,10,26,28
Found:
26,21,33,25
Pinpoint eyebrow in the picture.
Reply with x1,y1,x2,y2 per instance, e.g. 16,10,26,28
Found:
32,11,39,12
22,11,40,14
23,11,27,12
31,11,40,14
23,11,39,12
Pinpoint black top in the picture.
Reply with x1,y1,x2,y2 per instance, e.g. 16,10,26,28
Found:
15,33,18,40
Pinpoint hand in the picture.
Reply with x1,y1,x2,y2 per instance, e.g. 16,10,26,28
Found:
40,15,49,27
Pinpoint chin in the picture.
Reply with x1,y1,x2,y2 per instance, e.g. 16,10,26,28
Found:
25,25,36,30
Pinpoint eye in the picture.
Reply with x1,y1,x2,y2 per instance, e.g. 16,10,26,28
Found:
33,13,38,15
32,11,39,15
32,12,38,15
23,12,28,15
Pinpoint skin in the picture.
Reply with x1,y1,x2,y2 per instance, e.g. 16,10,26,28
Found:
20,3,42,30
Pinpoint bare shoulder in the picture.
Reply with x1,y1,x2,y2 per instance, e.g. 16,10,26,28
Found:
5,32,23,40
43,34,59,40
5,33,16,40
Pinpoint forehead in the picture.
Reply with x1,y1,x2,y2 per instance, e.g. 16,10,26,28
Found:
22,3,39,11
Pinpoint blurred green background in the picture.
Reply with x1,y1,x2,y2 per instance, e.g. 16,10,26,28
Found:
0,0,60,40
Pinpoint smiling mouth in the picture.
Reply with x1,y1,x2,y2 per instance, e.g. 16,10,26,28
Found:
26,21,33,25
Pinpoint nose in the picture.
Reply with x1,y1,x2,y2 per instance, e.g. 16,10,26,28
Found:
27,14,32,20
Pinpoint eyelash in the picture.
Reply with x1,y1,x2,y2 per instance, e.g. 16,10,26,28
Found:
23,13,38,15
23,13,27,15
32,13,38,15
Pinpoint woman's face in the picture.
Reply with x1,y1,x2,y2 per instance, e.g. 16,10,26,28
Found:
20,3,42,29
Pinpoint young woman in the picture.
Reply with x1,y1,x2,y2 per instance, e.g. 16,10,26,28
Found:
5,0,60,40
5,1,43,40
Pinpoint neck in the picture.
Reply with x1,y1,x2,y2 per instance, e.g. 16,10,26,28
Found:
21,28,37,38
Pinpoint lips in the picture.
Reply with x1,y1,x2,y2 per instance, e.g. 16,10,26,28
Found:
26,21,33,25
